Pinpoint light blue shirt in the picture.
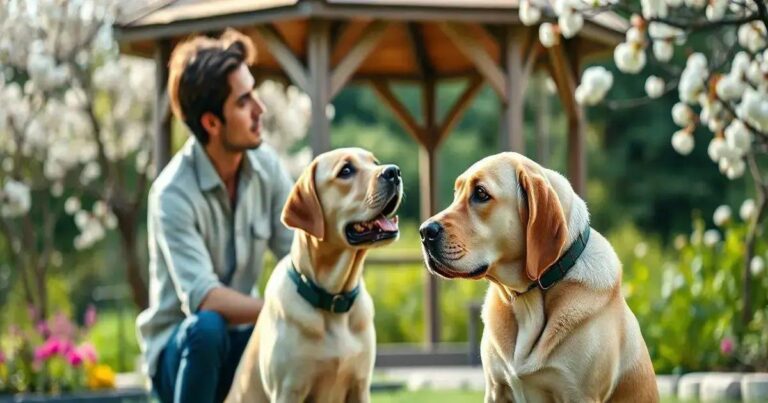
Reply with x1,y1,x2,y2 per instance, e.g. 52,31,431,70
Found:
136,137,293,377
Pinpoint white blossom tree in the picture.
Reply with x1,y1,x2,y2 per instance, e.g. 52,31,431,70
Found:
0,0,154,315
0,1,313,316
522,0,767,327
255,80,313,178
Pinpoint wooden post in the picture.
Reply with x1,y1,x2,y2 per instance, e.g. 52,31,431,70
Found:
534,73,550,166
308,20,331,156
153,40,172,176
422,78,440,348
372,75,483,350
500,27,525,153
548,43,586,196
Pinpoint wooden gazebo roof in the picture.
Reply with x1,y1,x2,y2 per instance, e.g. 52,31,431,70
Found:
120,0,625,83
114,0,626,355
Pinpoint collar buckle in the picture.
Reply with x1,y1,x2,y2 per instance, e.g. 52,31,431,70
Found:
330,294,344,313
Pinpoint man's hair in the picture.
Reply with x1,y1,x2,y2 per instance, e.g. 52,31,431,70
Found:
167,29,257,144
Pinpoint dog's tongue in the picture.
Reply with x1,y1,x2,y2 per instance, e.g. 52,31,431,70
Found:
375,215,398,232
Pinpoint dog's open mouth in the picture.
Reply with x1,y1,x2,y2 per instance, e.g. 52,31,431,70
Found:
345,192,401,245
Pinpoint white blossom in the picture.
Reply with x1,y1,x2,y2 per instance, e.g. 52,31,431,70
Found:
683,0,706,9
738,88,768,132
653,40,674,62
751,256,765,276
707,137,726,163
642,0,668,18
614,42,646,74
645,76,665,98
705,0,727,20
738,23,767,53
519,0,541,26
1,179,31,217
740,198,756,222
64,196,81,215
576,66,613,105
539,23,559,48
672,129,694,155
672,102,694,127
626,27,645,45
713,205,731,227
724,120,752,154
559,11,584,39
715,74,745,102
703,229,721,246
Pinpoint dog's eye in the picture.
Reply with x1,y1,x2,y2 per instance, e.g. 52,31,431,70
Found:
338,163,356,178
472,186,491,203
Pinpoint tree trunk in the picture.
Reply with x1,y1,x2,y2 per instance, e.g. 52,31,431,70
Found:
116,210,148,310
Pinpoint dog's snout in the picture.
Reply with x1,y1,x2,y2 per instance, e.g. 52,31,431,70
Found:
419,221,443,242
381,165,401,185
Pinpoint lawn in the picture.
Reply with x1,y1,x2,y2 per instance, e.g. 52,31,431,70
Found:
372,389,484,402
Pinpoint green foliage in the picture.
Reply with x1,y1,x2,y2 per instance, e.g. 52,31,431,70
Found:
618,216,768,373
89,310,140,373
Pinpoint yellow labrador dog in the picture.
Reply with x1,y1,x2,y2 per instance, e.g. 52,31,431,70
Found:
420,153,657,403
226,148,402,403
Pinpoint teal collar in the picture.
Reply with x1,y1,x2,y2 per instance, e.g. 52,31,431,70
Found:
523,225,591,294
288,262,361,313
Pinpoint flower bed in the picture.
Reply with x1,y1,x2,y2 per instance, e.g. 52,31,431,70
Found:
0,307,117,397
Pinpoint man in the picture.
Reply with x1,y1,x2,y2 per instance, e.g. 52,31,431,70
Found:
136,29,293,403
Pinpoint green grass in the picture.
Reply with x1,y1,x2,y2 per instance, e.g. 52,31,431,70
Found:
89,309,141,372
372,389,484,402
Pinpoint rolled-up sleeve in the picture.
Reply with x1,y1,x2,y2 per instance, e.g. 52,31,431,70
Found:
268,157,294,259
151,188,220,315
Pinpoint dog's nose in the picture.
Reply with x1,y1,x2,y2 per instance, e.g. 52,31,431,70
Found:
381,165,401,185
419,221,443,242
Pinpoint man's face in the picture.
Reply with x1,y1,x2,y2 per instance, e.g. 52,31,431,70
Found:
218,63,264,151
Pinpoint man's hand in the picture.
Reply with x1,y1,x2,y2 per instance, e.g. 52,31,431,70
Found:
198,287,264,325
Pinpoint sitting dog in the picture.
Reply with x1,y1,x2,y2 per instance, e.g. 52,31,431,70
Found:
420,152,657,402
226,148,402,403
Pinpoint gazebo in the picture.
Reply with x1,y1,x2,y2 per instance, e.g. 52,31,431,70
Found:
115,0,625,362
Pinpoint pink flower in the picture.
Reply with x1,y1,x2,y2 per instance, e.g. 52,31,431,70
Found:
76,343,98,363
66,350,83,367
34,339,58,361
720,337,734,356
49,312,76,340
84,305,97,329
34,337,75,361
0,350,5,365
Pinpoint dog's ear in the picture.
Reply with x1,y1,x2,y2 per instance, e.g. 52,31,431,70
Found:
517,166,568,282
281,160,325,240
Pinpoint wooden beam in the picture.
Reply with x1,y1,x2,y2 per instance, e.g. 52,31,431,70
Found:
500,26,527,152
330,20,370,64
437,75,484,146
308,19,332,155
439,22,507,99
254,24,309,93
548,42,586,196
370,79,426,146
407,22,433,79
153,39,172,176
330,20,390,99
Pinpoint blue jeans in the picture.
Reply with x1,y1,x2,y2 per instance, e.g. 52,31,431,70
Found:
152,311,254,403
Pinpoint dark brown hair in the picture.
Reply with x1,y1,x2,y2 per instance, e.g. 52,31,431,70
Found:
167,29,257,144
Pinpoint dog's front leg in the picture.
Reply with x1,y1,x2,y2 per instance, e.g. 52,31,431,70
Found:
272,379,311,403
344,378,371,403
